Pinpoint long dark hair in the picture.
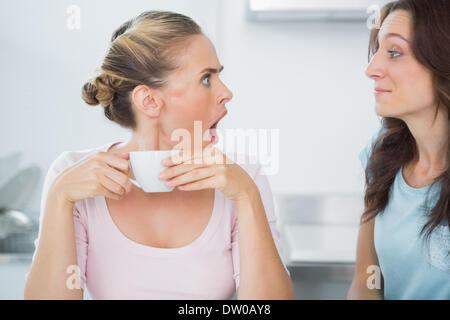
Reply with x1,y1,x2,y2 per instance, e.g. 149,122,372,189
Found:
362,0,450,242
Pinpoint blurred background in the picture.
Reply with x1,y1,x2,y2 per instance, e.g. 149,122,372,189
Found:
0,0,387,299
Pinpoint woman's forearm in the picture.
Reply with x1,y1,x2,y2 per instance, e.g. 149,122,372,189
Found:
347,278,383,300
24,190,83,299
234,186,294,300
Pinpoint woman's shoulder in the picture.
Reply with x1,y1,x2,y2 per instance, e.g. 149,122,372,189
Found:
49,141,116,174
359,126,387,170
44,142,116,216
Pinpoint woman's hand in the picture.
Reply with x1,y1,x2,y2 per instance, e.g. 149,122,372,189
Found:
159,147,257,203
51,151,133,204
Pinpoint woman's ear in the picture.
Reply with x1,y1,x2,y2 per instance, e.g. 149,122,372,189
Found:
132,85,163,118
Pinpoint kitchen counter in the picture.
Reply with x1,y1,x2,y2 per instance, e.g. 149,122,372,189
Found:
0,253,32,264
283,224,359,264
275,193,363,264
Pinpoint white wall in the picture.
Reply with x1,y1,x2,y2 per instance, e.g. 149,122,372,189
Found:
0,0,380,219
217,0,380,195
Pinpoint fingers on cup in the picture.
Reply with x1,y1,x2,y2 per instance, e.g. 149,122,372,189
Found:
100,174,127,199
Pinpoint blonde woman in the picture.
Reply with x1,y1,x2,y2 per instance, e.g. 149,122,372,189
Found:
24,11,293,299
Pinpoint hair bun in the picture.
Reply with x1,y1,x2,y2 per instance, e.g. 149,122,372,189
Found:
81,81,99,106
81,73,116,108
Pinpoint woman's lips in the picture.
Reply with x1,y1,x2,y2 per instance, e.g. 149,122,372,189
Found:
209,124,218,143
208,110,227,143
213,110,227,127
207,128,217,144
374,88,391,96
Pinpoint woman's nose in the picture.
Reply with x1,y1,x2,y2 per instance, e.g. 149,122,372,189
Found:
218,82,233,105
365,52,385,80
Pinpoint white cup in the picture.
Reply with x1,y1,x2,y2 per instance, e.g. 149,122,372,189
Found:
129,149,182,193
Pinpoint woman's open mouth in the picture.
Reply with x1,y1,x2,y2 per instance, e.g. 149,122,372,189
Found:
209,123,218,143
208,110,227,143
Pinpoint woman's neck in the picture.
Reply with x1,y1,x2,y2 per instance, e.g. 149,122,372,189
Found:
109,128,176,154
403,105,449,174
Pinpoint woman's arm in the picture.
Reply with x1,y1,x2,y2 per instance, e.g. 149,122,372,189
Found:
234,186,294,300
159,149,294,299
24,151,131,299
24,190,84,300
347,217,384,299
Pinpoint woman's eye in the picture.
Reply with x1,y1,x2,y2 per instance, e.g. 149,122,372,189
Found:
388,50,401,58
202,74,211,86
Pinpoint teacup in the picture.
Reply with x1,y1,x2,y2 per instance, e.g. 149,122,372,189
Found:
129,149,182,192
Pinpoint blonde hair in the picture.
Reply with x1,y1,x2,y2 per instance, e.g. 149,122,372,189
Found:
81,11,202,128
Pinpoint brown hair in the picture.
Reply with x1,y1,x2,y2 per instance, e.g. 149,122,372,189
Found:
81,11,202,129
362,0,450,242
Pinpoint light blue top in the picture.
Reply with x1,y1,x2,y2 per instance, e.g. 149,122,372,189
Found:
359,129,450,300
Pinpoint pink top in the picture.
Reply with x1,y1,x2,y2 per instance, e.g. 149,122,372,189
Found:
29,141,289,299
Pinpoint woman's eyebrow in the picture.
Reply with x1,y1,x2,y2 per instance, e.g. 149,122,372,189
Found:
379,32,410,44
198,65,224,74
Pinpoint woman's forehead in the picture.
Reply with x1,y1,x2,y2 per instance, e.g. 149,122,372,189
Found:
173,35,221,76
378,10,412,44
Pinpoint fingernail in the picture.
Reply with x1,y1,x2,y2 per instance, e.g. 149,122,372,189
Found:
158,173,166,180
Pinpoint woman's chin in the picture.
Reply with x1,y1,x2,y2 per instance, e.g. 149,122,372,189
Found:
375,104,395,118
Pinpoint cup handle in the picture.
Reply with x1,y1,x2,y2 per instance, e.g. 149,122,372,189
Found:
128,161,141,188
129,177,141,188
